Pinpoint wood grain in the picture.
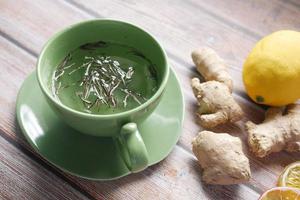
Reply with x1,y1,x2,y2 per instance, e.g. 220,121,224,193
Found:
189,0,300,36
0,0,91,57
0,0,299,199
0,126,87,199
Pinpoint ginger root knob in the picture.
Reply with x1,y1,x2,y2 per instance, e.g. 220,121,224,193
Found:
192,131,251,185
191,47,243,128
191,78,243,128
246,104,300,157
191,47,233,92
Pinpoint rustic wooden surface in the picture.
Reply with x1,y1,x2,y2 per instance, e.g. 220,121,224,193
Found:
0,0,299,199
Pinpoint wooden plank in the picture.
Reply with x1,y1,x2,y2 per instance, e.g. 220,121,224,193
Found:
188,0,300,36
0,130,88,199
0,13,260,200
0,0,91,57
287,0,300,7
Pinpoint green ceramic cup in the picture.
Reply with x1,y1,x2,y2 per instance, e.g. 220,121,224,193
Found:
37,19,169,173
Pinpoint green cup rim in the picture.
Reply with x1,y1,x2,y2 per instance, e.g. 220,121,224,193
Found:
37,19,169,119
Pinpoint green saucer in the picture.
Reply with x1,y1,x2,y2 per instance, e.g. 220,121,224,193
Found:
16,69,184,180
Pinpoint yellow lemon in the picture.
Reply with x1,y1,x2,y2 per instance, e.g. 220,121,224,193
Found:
259,187,300,200
243,30,300,106
278,161,300,189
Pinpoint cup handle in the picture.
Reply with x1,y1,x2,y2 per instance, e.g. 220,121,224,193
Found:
115,122,149,173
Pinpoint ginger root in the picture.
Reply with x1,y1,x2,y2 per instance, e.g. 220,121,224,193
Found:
191,47,233,92
191,78,243,128
246,104,300,157
191,47,243,128
192,131,251,185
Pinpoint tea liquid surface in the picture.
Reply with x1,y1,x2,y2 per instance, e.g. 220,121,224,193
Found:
52,41,158,114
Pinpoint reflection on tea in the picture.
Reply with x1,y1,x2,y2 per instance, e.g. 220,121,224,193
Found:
52,41,158,114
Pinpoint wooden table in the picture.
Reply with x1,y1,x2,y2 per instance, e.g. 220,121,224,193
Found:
1,0,299,199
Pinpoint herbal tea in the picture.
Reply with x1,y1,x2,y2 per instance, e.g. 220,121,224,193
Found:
51,41,158,114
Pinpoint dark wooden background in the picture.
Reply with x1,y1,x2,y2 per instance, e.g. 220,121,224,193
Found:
1,0,300,199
